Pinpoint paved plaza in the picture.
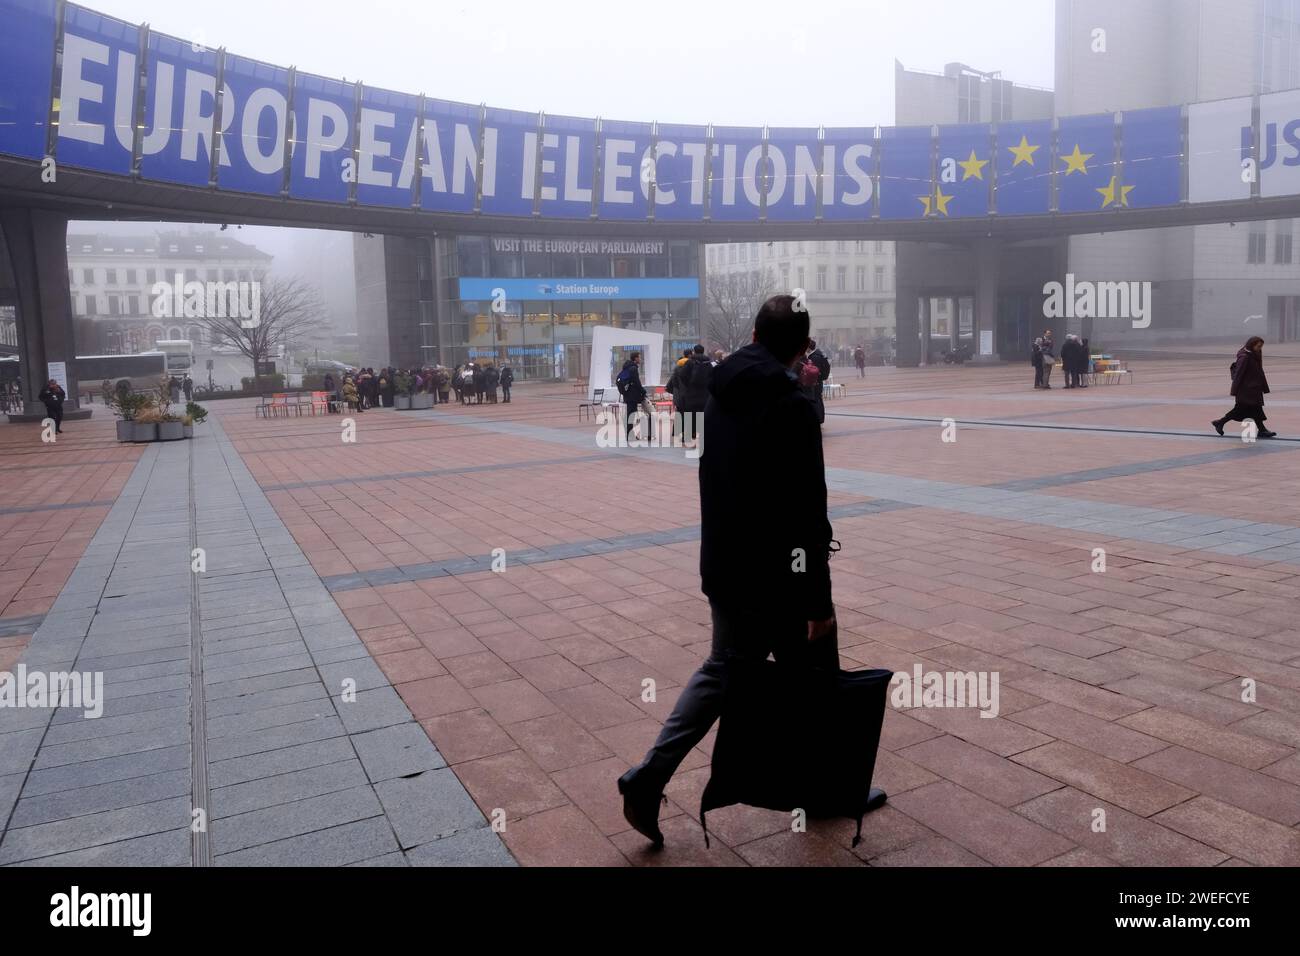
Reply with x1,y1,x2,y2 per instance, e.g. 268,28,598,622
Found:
3,357,1300,866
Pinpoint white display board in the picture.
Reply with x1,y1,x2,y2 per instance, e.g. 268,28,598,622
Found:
47,361,69,394
587,326,664,401
979,330,994,356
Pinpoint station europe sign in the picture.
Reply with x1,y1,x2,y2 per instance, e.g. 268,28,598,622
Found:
0,0,1291,223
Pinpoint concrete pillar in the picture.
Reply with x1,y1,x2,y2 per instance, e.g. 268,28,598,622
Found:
918,296,931,367
949,296,960,350
894,285,920,367
974,238,1000,360
0,207,80,414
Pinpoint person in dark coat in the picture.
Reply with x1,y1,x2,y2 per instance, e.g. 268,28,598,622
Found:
1061,335,1081,388
806,338,831,424
665,350,692,441
483,364,500,403
1031,337,1044,388
38,378,66,434
471,363,485,404
1213,336,1275,438
617,294,854,848
499,364,514,403
676,345,712,447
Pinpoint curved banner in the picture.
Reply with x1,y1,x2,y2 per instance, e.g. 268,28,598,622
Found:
994,118,1051,215
1121,106,1182,209
539,113,596,220
217,54,290,196
708,126,765,222
0,0,57,160
1056,113,1116,212
651,122,708,222
479,106,537,217
420,97,479,214
820,127,875,221
764,127,821,222
355,85,420,209
54,5,139,175
879,125,932,220
598,118,652,221
139,31,221,187
935,123,992,219
289,72,356,204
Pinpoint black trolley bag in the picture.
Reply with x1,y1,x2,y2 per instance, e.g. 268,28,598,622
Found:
700,658,893,849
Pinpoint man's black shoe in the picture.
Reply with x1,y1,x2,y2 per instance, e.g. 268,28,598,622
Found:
617,769,665,848
1260,429,1278,439
1212,419,1225,436
866,787,887,811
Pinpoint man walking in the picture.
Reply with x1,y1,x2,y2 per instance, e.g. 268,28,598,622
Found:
616,295,848,847
616,352,652,441
677,344,712,448
499,363,514,403
854,345,867,378
39,378,66,434
806,338,831,424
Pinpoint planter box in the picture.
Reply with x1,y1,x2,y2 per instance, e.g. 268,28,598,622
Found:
132,422,158,442
183,424,194,439
158,421,184,441
394,396,412,410
412,393,433,409
116,420,133,442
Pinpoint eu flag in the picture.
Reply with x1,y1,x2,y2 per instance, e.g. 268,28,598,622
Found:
994,119,1050,215
1056,113,1117,212
1121,106,1182,208
879,126,933,220
936,123,992,219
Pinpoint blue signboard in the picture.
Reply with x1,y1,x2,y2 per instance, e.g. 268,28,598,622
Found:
821,127,875,221
355,85,420,209
54,5,138,175
0,0,57,159
289,72,356,203
935,123,991,219
995,119,1051,215
879,126,932,220
480,106,537,217
421,97,479,214
599,118,652,221
709,126,765,222
1056,113,1116,213
459,277,699,302
1121,106,1182,208
651,122,708,222
139,31,220,187
765,127,821,222
539,113,596,219
217,53,290,196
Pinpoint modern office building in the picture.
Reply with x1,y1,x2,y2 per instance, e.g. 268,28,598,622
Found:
1057,0,1300,345
66,229,272,354
355,234,702,380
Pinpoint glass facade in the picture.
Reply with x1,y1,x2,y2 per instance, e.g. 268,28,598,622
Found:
437,235,701,380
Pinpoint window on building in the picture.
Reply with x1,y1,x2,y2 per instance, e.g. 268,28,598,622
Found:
856,240,865,254
83,269,94,284
85,297,97,316
875,302,885,317
836,266,847,291
816,266,827,291
1277,220,1294,264
876,241,885,254
107,295,120,316
728,245,737,265
184,268,197,283
797,266,805,289
874,266,885,291
856,266,866,291
837,241,847,253
1249,225,1268,264
780,263,790,288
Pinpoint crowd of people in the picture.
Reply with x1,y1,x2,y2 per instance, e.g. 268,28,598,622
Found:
323,362,515,413
1031,329,1092,389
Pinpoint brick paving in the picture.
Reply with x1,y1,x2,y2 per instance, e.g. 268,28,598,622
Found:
3,355,1300,866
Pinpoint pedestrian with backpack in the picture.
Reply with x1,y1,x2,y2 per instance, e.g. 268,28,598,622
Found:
678,345,713,448
616,352,652,440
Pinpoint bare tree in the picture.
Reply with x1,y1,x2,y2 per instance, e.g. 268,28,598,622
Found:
194,275,325,394
705,266,782,353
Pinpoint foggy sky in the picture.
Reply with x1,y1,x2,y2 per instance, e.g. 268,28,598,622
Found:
88,0,1055,129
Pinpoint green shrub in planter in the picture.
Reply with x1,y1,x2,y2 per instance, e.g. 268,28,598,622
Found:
240,373,286,392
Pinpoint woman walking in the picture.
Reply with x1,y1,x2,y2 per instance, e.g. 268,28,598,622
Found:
1213,336,1275,438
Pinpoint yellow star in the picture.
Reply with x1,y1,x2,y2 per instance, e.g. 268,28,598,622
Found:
958,149,988,181
1060,143,1093,175
1095,175,1135,208
1007,135,1039,167
917,188,953,217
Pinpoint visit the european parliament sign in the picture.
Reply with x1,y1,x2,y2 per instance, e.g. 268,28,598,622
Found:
0,0,1287,224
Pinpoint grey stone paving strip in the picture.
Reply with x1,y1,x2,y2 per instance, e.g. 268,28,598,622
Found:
0,499,116,516
260,452,612,492
0,614,44,638
321,498,915,592
424,409,1300,566
0,418,515,867
991,446,1300,492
